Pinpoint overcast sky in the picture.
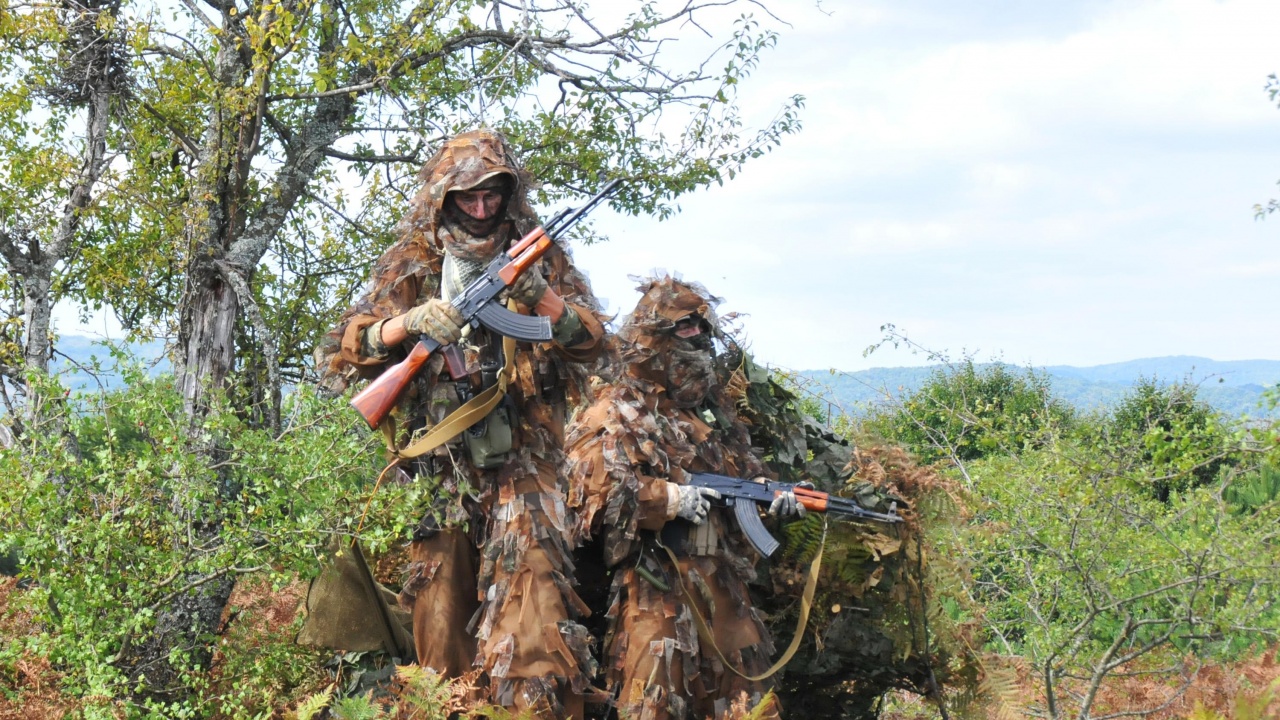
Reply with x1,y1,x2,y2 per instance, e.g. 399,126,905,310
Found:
573,0,1280,371
56,0,1280,373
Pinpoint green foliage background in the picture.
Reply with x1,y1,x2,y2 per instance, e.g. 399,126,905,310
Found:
856,360,1280,719
0,355,420,717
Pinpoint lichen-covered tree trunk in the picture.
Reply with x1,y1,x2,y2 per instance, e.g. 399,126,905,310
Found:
131,30,248,697
20,272,54,374
13,63,111,379
177,264,240,417
0,10,115,457
136,258,242,697
135,13,361,695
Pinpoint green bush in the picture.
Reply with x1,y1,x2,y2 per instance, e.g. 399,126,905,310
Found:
865,360,1074,467
955,434,1280,718
1099,378,1234,501
0,366,420,717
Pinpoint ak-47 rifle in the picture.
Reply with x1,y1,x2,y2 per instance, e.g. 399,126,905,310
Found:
682,472,904,558
350,179,622,429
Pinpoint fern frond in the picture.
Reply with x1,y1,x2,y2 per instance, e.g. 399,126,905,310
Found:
977,664,1022,720
1232,677,1280,720
948,684,981,720
725,361,750,409
779,514,824,562
330,692,387,720
1185,702,1227,720
291,684,335,720
744,690,779,720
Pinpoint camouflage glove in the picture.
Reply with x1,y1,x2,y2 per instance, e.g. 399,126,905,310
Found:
768,480,813,519
670,483,722,525
507,266,549,307
402,298,465,345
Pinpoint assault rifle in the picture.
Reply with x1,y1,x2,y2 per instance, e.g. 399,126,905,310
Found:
350,179,622,429
684,472,903,558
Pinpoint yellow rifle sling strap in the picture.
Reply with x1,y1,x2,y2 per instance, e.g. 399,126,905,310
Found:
659,519,826,682
379,331,518,460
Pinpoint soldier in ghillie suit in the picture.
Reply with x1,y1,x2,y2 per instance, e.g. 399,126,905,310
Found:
316,130,605,718
565,276,805,720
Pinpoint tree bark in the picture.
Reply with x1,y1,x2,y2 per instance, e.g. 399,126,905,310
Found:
18,70,111,377
139,10,364,696
132,23,248,696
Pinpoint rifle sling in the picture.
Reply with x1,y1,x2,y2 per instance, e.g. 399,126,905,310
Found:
379,331,518,460
658,519,826,682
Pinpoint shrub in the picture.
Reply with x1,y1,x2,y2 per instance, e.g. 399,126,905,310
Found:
865,360,1074,468
1101,378,1234,501
960,437,1280,719
0,366,421,717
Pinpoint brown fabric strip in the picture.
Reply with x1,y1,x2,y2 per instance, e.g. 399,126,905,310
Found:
381,329,518,460
658,521,826,682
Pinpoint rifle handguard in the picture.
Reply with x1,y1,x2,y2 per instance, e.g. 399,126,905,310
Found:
794,487,830,513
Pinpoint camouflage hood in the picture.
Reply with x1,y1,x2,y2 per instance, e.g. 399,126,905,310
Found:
314,130,540,392
618,275,729,406
619,274,724,344
407,129,537,261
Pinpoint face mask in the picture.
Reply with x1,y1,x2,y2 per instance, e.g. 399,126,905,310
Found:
665,344,717,408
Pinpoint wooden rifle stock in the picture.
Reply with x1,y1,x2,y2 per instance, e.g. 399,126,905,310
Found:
350,340,435,429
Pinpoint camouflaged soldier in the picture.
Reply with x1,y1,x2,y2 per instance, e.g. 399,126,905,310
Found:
317,130,605,718
565,276,803,720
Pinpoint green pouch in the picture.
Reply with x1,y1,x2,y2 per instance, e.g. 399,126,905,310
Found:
463,401,513,468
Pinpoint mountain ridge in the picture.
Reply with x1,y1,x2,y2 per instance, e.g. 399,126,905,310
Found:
795,356,1280,418
47,337,1280,417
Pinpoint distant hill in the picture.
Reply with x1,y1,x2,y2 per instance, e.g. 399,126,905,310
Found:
46,339,1280,419
52,335,169,391
797,356,1280,419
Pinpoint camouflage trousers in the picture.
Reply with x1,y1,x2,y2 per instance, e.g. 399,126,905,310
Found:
400,457,595,719
604,549,781,720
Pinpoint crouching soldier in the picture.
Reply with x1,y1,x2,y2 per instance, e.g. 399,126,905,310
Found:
316,130,605,718
565,276,804,719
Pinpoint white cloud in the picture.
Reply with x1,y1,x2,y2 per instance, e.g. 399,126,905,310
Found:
589,0,1280,368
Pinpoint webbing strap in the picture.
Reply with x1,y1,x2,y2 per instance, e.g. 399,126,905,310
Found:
658,520,826,682
378,329,518,460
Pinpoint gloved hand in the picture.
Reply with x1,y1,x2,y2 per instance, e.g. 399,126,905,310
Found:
507,266,549,307
402,298,465,345
768,480,814,519
671,484,722,525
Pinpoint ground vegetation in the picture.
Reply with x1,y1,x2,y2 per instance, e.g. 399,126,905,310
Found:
857,334,1280,720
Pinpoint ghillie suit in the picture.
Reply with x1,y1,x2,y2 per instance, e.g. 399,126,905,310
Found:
731,361,976,717
317,130,605,718
565,276,782,720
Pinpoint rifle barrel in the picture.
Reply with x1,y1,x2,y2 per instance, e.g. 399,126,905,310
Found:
545,179,621,237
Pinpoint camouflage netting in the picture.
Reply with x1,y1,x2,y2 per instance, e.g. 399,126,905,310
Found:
727,351,980,716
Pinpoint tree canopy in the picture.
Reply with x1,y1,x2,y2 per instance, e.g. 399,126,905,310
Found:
0,0,803,415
